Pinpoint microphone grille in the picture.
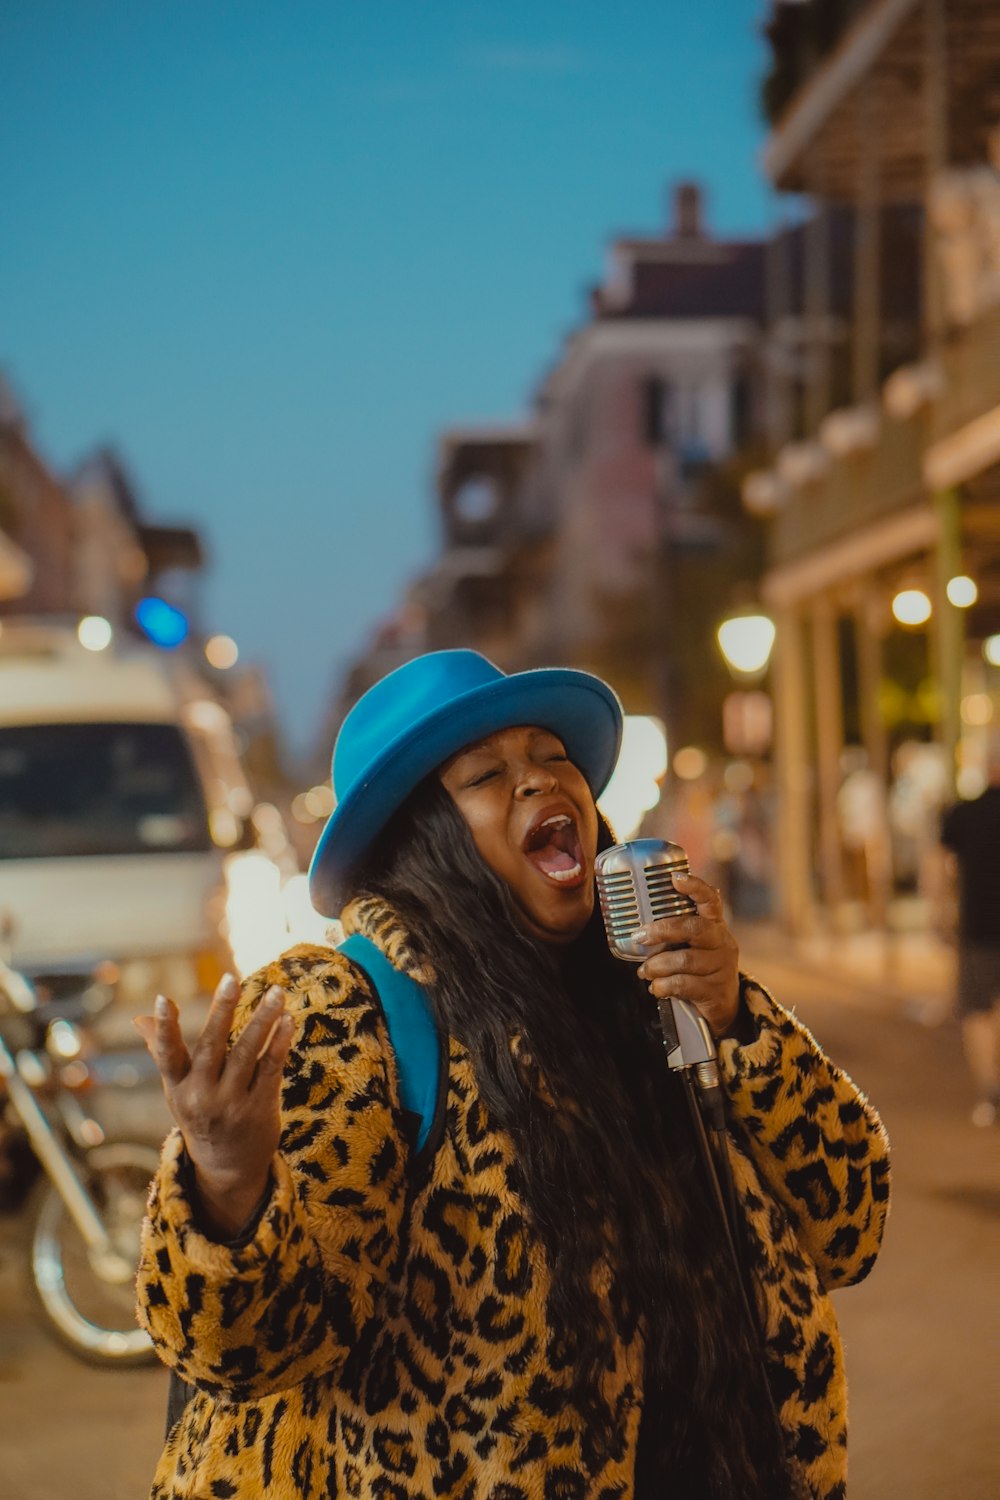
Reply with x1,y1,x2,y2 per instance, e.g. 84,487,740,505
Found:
595,838,696,961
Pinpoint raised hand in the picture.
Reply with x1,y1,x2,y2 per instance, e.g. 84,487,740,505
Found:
633,870,741,1038
134,972,295,1238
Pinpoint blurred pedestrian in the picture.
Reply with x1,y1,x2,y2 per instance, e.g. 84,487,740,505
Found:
134,650,889,1499
939,739,1000,1126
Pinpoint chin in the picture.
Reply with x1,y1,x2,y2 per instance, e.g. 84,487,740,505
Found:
524,890,594,946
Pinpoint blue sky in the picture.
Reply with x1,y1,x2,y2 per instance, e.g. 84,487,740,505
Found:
2,1,776,758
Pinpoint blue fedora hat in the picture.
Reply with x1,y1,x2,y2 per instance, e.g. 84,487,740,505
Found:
308,649,623,916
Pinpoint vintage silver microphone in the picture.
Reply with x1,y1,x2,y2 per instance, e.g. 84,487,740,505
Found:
595,838,725,1128
597,840,773,1383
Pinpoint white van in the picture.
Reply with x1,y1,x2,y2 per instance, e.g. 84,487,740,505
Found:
0,618,287,1041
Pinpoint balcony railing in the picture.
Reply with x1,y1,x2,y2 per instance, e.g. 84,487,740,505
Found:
768,406,923,566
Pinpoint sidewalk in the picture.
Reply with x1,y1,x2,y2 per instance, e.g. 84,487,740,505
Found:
735,918,956,1024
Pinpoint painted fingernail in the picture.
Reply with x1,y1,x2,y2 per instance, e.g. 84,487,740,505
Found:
219,972,239,998
154,994,170,1018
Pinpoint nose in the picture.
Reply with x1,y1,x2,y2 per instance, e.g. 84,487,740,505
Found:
514,762,559,798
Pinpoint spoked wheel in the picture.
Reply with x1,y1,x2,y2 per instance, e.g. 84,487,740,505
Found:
28,1140,160,1366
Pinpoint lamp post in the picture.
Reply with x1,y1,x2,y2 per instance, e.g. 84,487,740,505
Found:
716,611,776,758
713,609,777,921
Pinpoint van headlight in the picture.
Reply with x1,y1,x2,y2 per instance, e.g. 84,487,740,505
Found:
222,851,289,977
222,857,335,978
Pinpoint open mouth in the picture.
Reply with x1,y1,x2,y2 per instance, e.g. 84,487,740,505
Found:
522,811,586,885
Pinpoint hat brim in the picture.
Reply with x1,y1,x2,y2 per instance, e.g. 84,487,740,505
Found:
308,667,622,916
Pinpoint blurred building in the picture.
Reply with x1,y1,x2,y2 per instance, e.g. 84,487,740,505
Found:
0,376,74,612
0,382,206,636
754,0,1000,935
0,375,290,807
332,185,778,775
525,181,769,740
69,448,290,803
420,422,543,667
69,447,204,632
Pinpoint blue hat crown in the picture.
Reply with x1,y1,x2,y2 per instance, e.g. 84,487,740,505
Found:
309,649,622,916
333,650,505,803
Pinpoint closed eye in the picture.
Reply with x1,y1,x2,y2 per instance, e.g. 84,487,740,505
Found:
468,768,499,786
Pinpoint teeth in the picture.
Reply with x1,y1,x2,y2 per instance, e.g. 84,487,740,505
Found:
538,814,572,831
546,862,582,883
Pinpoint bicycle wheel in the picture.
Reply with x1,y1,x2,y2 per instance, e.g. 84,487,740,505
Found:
29,1139,160,1366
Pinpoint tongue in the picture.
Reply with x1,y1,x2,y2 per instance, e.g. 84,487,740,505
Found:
528,842,579,875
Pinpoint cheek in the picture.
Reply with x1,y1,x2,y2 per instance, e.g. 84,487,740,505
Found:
570,784,599,859
462,808,514,878
582,808,599,859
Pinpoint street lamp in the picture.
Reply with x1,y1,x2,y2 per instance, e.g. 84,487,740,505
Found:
716,608,776,760
716,611,776,680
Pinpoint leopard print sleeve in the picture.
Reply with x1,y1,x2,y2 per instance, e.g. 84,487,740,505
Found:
135,944,409,1402
717,973,891,1292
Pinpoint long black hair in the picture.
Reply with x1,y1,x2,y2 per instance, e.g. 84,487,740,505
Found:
350,775,790,1497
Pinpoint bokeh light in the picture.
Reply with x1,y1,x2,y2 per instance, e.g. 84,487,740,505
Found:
223,851,286,976
891,589,932,626
716,614,776,676
292,785,336,824
946,575,978,608
957,766,988,799
723,760,755,794
961,693,994,726
135,596,189,648
598,716,668,840
77,615,113,651
204,634,239,669
673,746,708,781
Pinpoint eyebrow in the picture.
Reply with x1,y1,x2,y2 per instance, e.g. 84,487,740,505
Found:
453,729,562,763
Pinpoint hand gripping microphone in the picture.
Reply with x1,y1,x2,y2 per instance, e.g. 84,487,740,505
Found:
595,838,725,1130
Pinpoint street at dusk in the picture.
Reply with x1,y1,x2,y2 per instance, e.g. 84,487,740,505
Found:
4,1,1000,1496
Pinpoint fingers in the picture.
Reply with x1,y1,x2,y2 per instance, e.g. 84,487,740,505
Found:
637,913,726,952
226,986,289,1082
641,968,728,1002
634,871,739,1033
136,993,192,1087
639,945,724,980
189,972,242,1076
634,872,727,953
672,870,724,916
253,1009,296,1082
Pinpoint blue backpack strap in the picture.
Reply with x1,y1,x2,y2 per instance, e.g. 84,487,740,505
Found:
337,932,441,1154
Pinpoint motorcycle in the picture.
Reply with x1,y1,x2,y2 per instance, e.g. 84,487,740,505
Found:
0,955,159,1366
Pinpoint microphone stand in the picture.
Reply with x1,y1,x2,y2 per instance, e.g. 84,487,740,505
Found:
652,992,774,1394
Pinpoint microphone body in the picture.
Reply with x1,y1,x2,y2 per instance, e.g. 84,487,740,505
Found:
595,839,724,1122
596,841,773,1378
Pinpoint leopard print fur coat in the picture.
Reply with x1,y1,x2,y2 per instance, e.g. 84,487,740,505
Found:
136,897,890,1499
